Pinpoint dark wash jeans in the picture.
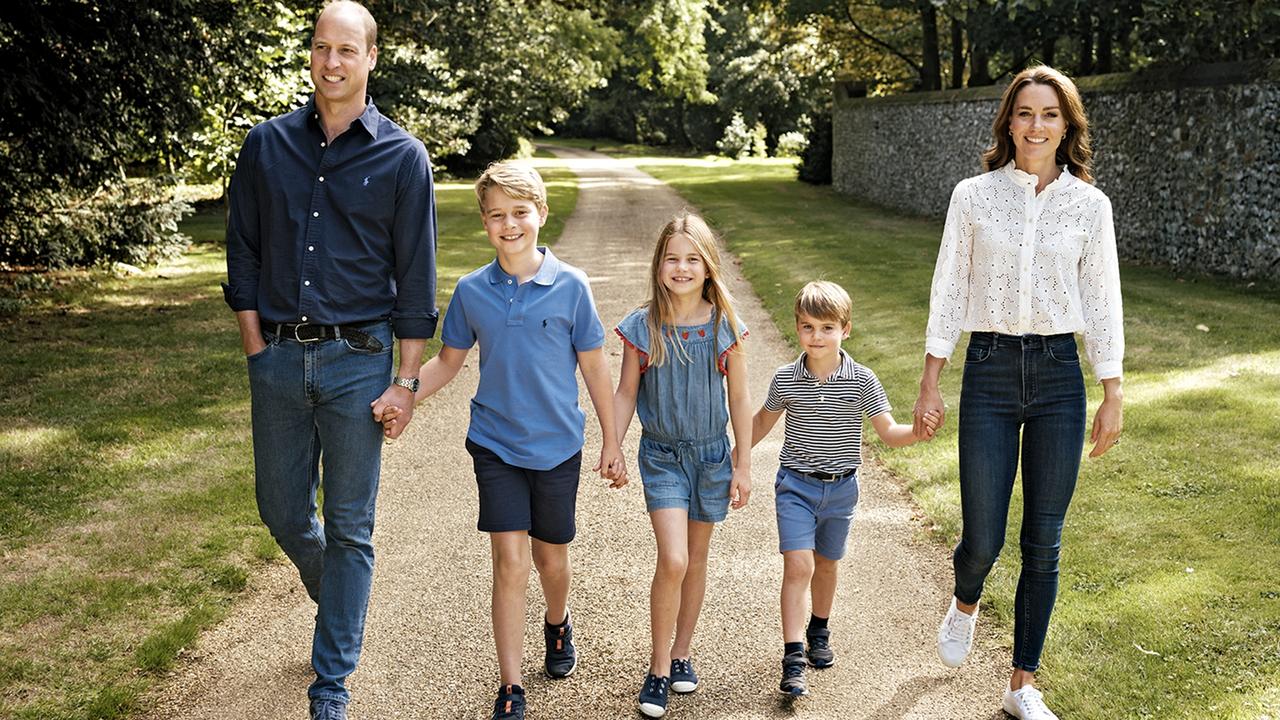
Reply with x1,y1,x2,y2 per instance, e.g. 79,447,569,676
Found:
954,331,1086,672
246,321,393,703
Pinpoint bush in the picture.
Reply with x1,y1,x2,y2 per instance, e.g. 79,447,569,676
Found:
0,179,192,270
797,111,832,185
716,113,767,159
776,131,809,158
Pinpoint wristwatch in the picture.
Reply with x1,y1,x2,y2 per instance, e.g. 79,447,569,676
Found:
392,375,420,393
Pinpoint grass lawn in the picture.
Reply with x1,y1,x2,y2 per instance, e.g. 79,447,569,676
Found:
593,149,1278,720
0,162,577,720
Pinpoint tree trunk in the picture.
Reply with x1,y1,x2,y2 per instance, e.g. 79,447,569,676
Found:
1096,9,1113,73
920,4,941,91
1077,12,1094,76
966,8,992,86
1041,37,1056,67
950,16,964,88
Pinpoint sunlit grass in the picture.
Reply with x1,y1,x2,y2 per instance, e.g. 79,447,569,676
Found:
615,150,1280,720
0,163,579,720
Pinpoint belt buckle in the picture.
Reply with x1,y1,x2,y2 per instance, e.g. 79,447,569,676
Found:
292,323,321,343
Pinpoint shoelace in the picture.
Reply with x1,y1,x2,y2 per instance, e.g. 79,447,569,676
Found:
943,612,973,643
809,634,829,651
782,659,806,680
1015,687,1050,717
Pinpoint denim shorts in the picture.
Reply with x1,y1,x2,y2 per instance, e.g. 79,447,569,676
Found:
638,433,733,523
466,438,582,544
774,465,860,560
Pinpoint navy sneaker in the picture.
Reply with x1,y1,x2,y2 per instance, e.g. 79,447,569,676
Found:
544,610,577,678
806,627,835,668
779,651,809,696
638,673,670,717
309,698,347,720
670,657,699,693
492,684,526,720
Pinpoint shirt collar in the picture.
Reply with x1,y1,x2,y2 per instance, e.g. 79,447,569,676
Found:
305,96,382,139
1002,160,1074,191
487,247,561,286
792,348,855,382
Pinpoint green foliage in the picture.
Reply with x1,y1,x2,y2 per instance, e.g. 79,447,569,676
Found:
716,113,768,158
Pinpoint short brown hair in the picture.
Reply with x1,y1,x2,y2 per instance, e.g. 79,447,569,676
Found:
794,281,851,327
321,0,377,51
474,162,548,213
983,65,1094,183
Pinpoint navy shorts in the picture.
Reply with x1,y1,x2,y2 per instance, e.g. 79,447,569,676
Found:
466,438,582,544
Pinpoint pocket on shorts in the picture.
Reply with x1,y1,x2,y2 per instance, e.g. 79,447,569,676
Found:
639,440,682,489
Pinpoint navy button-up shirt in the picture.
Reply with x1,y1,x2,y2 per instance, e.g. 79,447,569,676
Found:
223,97,438,338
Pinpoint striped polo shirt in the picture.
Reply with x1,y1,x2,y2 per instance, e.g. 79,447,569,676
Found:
764,349,891,476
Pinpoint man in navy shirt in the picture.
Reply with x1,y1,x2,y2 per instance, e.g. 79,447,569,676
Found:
222,3,436,718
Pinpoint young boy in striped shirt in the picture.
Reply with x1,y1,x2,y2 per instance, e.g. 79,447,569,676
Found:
751,281,939,697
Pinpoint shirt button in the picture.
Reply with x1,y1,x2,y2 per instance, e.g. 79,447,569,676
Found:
508,299,513,303
301,315,309,322
319,176,325,182
304,280,311,286
312,211,319,218
308,245,315,251
506,279,512,285
320,141,326,148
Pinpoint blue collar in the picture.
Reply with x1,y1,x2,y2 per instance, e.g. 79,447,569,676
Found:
305,95,382,139
487,247,561,286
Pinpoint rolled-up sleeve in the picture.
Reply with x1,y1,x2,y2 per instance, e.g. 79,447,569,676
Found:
924,181,974,360
389,141,439,339
1079,195,1124,380
222,128,262,312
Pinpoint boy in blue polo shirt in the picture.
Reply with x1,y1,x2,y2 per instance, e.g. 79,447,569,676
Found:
374,162,626,720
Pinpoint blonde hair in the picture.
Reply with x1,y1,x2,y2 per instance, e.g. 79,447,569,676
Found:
474,162,548,213
983,65,1094,184
794,281,852,327
644,212,743,368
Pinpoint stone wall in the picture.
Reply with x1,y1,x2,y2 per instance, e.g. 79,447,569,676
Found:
831,61,1280,280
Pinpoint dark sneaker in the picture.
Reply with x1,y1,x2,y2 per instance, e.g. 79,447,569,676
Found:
638,673,670,717
779,651,809,697
669,657,699,693
544,611,577,678
309,698,347,720
492,684,526,720
806,627,835,668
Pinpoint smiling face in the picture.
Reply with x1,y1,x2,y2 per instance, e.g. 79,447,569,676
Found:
658,232,709,302
310,5,377,109
796,312,850,365
481,186,546,261
1009,82,1067,167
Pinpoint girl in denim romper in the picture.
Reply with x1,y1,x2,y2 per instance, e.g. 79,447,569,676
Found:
613,212,752,718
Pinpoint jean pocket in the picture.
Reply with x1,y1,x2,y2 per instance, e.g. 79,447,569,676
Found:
246,340,274,362
964,343,992,364
1047,339,1080,365
698,442,730,472
342,338,391,355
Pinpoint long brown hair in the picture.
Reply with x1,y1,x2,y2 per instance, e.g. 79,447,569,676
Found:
644,212,743,368
982,65,1094,184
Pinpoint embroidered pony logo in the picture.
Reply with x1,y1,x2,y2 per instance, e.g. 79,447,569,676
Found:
362,176,370,187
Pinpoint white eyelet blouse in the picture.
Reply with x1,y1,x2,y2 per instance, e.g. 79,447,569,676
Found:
925,162,1124,381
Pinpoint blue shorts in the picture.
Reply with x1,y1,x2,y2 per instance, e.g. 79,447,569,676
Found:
638,433,733,523
466,438,581,544
774,465,859,560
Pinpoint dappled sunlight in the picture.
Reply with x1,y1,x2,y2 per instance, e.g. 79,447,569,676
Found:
1125,351,1280,408
0,426,72,459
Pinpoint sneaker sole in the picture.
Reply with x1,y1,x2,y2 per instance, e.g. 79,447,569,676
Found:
638,701,667,717
778,687,809,697
807,657,835,669
670,680,698,693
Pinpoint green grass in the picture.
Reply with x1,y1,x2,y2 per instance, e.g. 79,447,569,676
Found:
610,151,1280,720
0,163,577,720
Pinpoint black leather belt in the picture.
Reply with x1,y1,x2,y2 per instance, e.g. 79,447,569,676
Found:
788,466,856,482
271,323,384,352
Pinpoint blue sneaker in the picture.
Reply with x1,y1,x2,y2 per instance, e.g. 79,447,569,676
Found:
670,657,699,693
779,651,809,696
492,684,526,720
806,627,835,668
638,673,670,717
544,610,577,678
309,698,347,720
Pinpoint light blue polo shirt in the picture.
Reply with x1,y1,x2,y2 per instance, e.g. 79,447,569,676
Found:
441,247,605,470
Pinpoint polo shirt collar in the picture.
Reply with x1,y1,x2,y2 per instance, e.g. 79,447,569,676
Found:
487,247,561,286
792,348,856,382
304,95,382,139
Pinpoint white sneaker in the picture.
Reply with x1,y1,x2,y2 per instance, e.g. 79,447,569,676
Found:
936,597,977,668
1002,685,1059,720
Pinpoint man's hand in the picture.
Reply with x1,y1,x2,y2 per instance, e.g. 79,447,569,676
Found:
371,384,415,438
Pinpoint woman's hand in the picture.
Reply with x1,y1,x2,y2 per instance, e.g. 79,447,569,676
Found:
1088,379,1124,457
914,354,949,437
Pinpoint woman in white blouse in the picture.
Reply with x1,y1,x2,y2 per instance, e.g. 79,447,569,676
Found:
915,65,1123,720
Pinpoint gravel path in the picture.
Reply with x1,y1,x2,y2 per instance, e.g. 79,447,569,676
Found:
143,147,1007,719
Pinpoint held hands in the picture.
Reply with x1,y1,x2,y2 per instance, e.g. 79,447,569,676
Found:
594,443,628,489
913,410,942,441
913,384,947,439
729,447,752,510
371,384,415,439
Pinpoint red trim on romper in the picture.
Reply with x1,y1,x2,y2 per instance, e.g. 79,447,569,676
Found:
614,327,651,373
717,329,749,376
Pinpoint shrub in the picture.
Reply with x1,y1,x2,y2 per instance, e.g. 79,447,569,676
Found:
797,111,832,185
776,131,809,158
717,113,767,159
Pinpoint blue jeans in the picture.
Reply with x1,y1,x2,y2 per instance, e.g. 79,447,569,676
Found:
246,321,392,703
954,332,1085,672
